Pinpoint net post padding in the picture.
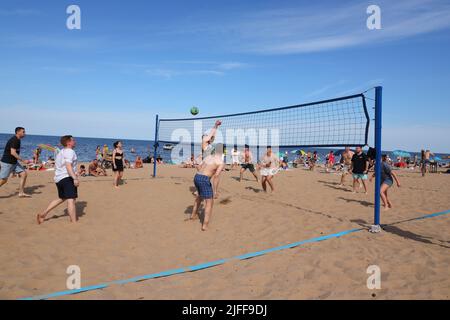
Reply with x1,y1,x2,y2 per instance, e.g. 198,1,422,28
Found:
371,86,383,232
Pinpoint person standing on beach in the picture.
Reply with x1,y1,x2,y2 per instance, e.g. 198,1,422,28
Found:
189,143,225,231
37,135,79,224
112,141,125,188
239,145,258,182
339,147,354,186
350,146,369,194
231,147,240,169
259,146,279,193
421,149,434,177
325,151,335,172
0,127,31,197
371,154,401,210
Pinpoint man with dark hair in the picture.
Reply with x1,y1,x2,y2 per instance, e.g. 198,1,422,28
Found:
37,135,79,224
350,146,369,194
239,144,258,182
0,127,31,197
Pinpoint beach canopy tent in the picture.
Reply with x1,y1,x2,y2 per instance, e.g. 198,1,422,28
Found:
392,150,411,158
291,149,307,155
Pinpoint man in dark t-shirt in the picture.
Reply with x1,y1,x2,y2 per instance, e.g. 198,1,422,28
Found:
0,127,31,197
350,146,369,194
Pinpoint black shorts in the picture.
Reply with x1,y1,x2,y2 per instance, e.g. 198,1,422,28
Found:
56,177,78,200
241,163,255,172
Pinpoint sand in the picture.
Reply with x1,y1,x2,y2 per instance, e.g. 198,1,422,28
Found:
0,164,449,300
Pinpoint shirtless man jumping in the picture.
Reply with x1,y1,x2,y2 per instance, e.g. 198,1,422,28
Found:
339,147,354,186
239,145,258,182
189,143,225,231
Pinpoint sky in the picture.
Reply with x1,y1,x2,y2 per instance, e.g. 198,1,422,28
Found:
0,0,449,152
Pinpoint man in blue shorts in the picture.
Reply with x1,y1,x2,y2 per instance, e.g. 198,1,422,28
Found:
0,127,31,197
188,143,225,231
350,146,369,194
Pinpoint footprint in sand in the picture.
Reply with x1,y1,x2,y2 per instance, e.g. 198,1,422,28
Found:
220,197,232,205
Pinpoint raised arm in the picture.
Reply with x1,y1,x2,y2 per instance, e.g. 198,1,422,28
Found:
203,120,222,143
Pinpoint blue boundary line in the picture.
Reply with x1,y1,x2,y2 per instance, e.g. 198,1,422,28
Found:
18,209,450,300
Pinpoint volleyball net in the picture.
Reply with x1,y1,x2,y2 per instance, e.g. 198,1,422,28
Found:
153,87,383,230
156,93,369,150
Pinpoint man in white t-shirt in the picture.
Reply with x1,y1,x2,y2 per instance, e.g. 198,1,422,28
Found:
37,135,80,224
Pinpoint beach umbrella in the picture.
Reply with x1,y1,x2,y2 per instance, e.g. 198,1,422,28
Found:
433,156,442,161
300,150,307,156
38,144,56,152
290,149,298,154
392,150,411,158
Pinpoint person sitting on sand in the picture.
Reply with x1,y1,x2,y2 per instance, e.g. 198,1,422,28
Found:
309,151,318,171
239,145,259,182
188,143,225,231
45,156,55,168
79,165,87,177
88,159,107,177
370,154,401,210
37,135,79,224
134,156,143,169
259,146,279,193
181,154,196,168
350,146,369,194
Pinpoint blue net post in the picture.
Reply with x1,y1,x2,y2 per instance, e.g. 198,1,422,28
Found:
153,114,159,178
371,86,383,233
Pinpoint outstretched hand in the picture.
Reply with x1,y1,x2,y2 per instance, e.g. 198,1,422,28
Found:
215,120,222,127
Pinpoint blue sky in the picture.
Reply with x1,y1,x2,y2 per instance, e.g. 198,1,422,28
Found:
0,0,449,152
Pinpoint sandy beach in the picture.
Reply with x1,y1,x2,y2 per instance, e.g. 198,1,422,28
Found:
0,164,449,300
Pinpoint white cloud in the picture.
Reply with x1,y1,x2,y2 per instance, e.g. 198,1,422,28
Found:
0,9,41,16
231,0,450,54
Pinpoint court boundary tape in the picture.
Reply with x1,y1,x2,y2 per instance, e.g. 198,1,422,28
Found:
19,209,450,300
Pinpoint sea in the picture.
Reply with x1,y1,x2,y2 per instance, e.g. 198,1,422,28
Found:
0,133,448,164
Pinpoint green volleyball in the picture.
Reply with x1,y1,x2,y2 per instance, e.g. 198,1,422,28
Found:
190,106,199,116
